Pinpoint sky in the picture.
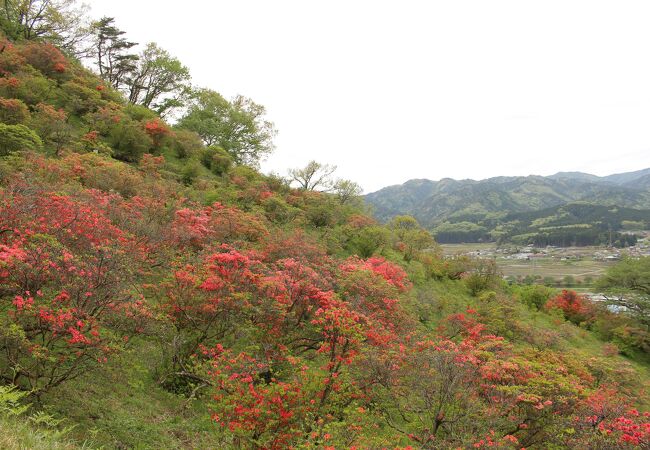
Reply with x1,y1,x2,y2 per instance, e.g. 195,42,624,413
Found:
85,0,650,193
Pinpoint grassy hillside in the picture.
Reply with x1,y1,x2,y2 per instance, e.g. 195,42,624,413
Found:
0,19,648,450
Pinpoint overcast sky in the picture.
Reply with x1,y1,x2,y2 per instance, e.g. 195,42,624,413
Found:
86,0,650,193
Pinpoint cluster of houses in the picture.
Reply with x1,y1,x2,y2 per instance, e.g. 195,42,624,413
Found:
462,237,650,262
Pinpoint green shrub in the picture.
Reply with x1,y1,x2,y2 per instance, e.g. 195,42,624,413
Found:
0,123,42,155
515,284,555,310
61,81,103,114
181,160,200,185
13,75,55,106
172,128,203,159
123,104,158,122
199,145,233,175
108,120,152,162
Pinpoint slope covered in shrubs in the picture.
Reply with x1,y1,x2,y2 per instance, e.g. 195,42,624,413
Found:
0,24,648,450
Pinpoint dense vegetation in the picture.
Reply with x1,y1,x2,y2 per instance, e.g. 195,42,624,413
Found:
0,2,649,448
366,175,650,246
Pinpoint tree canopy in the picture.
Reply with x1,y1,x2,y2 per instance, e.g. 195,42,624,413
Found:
178,89,276,167
597,257,650,325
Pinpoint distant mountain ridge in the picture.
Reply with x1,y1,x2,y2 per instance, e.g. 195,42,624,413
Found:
365,168,650,228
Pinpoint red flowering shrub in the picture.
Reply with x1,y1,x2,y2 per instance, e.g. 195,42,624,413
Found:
0,189,147,394
160,246,265,374
139,153,165,177
170,202,268,249
0,39,26,75
203,345,315,449
143,118,171,149
0,98,29,124
545,290,596,325
0,77,21,98
20,43,68,78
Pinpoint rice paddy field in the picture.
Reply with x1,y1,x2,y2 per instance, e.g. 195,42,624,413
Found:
440,243,616,284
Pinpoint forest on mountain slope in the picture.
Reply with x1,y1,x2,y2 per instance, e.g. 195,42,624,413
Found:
365,175,650,245
0,1,649,449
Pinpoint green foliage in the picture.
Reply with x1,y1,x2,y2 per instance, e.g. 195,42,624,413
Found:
172,128,203,159
0,123,42,155
107,119,151,162
181,159,200,185
513,284,556,310
12,73,56,106
122,103,157,122
389,215,435,261
199,145,232,175
345,224,391,258
178,89,276,167
597,257,650,326
60,81,101,114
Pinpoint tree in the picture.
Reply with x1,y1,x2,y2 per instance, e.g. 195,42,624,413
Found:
597,257,650,326
463,258,500,296
199,145,233,175
127,42,190,117
333,178,362,204
178,89,276,166
288,160,337,191
389,215,435,261
0,0,90,54
91,17,138,90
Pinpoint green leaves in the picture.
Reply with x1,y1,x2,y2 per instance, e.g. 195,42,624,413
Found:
0,123,42,156
178,89,276,167
597,257,650,325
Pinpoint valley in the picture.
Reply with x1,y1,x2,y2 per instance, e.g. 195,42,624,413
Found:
441,234,650,286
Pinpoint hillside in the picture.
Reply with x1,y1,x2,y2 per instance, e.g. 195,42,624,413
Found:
0,5,649,449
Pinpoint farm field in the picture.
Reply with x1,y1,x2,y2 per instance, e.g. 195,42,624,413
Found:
497,257,613,282
440,243,615,283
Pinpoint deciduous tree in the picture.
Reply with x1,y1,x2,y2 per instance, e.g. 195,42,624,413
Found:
288,160,337,191
178,89,276,166
127,42,190,117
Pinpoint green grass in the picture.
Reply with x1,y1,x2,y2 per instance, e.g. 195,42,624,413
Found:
498,258,613,282
42,340,223,449
0,416,80,450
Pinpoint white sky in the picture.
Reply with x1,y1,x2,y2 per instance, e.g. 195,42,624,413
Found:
85,0,650,193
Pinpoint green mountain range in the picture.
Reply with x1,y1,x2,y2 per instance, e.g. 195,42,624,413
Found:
365,170,650,245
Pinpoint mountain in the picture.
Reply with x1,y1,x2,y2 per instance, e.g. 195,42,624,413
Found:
366,169,650,228
548,171,604,183
437,202,649,247
604,168,650,185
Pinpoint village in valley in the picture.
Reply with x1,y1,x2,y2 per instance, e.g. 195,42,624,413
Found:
440,231,650,290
